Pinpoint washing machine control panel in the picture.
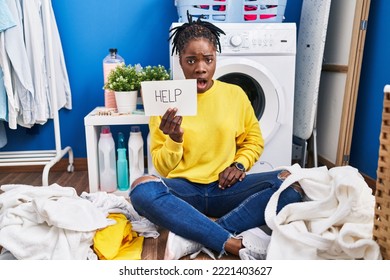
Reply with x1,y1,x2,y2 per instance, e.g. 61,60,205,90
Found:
220,28,296,55
229,34,243,47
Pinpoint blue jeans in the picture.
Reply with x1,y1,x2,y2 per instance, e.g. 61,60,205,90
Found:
130,170,302,254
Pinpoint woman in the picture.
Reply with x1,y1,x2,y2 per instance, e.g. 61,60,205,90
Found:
130,14,303,260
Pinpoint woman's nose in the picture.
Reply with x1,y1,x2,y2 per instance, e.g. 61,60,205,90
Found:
195,61,207,74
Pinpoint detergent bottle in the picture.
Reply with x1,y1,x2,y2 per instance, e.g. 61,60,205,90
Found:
98,126,117,192
147,132,160,176
116,132,129,191
103,48,124,108
128,126,144,185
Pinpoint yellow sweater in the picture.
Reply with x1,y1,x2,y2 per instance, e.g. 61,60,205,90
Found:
149,80,264,184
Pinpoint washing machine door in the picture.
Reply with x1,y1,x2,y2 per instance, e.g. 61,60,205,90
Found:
214,58,285,145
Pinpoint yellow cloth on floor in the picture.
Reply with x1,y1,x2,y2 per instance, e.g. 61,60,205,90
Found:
93,213,144,260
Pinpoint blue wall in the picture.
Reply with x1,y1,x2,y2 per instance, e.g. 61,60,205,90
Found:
349,0,390,179
1,0,386,179
2,0,179,156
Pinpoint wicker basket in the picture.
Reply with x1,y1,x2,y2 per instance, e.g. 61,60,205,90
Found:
175,0,287,23
373,85,390,259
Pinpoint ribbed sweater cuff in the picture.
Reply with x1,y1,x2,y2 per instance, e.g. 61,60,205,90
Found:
165,137,183,152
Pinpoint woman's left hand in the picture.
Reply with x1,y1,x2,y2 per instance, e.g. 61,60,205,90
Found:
218,166,246,190
159,108,184,143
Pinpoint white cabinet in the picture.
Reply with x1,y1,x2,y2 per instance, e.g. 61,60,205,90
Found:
84,107,149,195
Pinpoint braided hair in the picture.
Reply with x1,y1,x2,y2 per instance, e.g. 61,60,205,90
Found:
169,11,226,56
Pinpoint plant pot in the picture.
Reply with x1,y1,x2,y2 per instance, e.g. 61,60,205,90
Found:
114,91,138,114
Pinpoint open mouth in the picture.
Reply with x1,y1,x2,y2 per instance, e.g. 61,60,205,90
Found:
197,78,208,91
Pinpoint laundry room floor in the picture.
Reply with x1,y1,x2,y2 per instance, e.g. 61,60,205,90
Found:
0,169,89,195
0,166,238,260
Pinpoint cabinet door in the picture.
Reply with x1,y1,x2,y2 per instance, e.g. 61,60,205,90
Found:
317,0,370,166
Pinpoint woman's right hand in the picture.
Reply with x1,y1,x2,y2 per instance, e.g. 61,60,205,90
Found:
159,108,184,143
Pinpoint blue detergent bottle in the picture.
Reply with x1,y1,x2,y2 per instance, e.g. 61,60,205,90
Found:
117,132,129,191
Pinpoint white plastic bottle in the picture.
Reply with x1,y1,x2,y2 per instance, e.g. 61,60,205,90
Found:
128,126,144,185
147,132,160,176
98,126,117,192
103,48,124,109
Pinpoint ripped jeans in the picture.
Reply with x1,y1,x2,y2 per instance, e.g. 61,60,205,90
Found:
129,170,302,255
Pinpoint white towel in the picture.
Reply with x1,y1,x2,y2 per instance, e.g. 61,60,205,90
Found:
0,184,112,259
264,164,381,260
0,183,76,212
32,196,110,231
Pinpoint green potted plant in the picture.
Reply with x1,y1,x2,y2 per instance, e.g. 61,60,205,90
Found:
103,64,170,114
140,65,170,82
104,64,142,113
104,64,142,91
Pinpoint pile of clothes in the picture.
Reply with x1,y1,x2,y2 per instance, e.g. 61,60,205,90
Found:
0,184,158,260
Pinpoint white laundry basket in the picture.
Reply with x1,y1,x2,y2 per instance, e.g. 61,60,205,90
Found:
175,0,287,23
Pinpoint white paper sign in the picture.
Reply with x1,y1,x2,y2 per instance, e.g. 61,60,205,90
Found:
141,79,197,116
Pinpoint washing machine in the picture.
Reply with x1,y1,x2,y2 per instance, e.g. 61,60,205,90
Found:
170,23,296,173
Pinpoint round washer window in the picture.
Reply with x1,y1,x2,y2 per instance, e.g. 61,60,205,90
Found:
217,72,265,120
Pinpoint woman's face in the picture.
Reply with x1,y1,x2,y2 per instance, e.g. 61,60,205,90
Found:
179,38,217,93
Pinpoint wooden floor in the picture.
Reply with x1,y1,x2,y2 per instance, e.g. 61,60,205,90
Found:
0,170,89,195
0,167,238,260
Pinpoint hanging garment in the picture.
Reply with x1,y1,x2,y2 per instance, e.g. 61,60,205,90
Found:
0,33,16,129
0,66,8,148
264,164,381,260
0,67,8,121
41,0,72,116
0,121,6,148
0,0,15,131
1,0,35,128
0,0,72,129
0,0,15,32
22,0,51,124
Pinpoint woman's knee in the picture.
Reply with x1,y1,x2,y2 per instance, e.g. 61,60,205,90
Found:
129,175,162,204
131,175,159,189
276,187,302,212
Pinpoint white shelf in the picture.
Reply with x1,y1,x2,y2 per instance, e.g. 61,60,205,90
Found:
84,107,149,126
84,107,150,193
